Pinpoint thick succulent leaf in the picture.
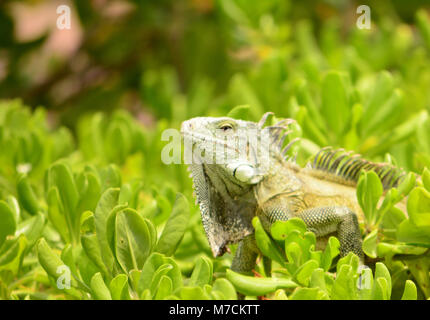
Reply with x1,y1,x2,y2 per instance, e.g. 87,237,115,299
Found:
156,193,190,256
115,208,153,272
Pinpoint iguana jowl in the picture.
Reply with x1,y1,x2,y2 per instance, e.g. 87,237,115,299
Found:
181,113,405,274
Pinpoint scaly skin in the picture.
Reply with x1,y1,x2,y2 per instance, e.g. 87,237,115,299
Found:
181,113,406,277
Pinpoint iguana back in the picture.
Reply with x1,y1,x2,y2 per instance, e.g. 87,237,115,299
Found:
299,148,405,222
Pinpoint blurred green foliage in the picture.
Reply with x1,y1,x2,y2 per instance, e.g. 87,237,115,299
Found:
0,0,430,300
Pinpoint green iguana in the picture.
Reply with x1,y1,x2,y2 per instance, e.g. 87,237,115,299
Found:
180,113,406,275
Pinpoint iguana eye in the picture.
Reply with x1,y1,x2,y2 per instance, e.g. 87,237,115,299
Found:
220,124,233,131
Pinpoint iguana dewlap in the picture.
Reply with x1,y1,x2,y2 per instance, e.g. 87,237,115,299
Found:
181,113,406,274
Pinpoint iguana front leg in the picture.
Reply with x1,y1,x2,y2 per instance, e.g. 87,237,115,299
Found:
231,205,363,276
231,234,259,274
230,234,262,300
296,206,363,260
262,204,363,260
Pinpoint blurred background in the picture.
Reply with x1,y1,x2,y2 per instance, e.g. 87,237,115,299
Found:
0,1,428,118
1,0,430,181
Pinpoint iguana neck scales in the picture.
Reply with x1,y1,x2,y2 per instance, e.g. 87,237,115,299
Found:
181,113,405,274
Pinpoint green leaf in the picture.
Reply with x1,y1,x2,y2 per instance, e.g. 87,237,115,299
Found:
76,249,99,288
0,200,17,248
368,110,428,156
118,183,132,206
128,269,141,293
309,268,327,293
156,193,190,256
357,267,373,300
289,287,329,300
47,163,80,244
105,121,131,164
407,187,430,227
226,269,297,296
140,289,152,300
363,89,403,137
397,219,430,246
17,175,40,215
423,168,430,192
321,71,350,135
375,262,392,299
137,252,182,296
294,259,319,286
109,274,130,300
76,172,101,215
80,210,95,233
154,275,173,300
228,74,264,121
149,264,173,295
145,218,157,252
49,163,79,221
396,172,417,200
401,280,417,300
36,238,81,298
99,164,122,190
301,232,317,261
178,286,211,300
90,272,112,300
331,264,357,300
361,71,394,135
381,206,407,238
81,233,108,277
377,242,427,258
211,278,237,300
0,235,27,275
61,244,79,285
227,105,251,120
294,78,327,133
15,212,45,250
362,229,378,258
253,217,286,267
218,0,251,26
0,237,21,266
47,187,69,243
296,106,328,146
337,252,360,274
6,196,20,224
371,277,389,300
94,188,120,273
189,256,213,287
285,241,302,272
115,208,153,272
37,238,65,279
357,171,383,225
416,9,430,51
106,203,128,261
272,289,289,300
271,218,307,241
321,236,340,271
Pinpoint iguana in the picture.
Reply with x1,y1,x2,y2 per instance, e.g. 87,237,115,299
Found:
181,112,406,275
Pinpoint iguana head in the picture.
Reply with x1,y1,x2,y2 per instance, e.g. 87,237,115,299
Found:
181,113,296,257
